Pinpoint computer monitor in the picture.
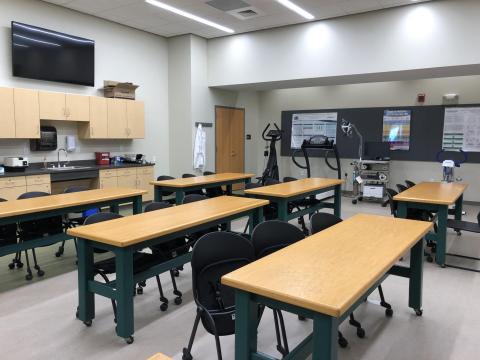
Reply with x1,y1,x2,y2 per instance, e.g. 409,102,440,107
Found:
364,141,390,160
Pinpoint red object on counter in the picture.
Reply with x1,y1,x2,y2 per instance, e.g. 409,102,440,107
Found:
95,152,110,165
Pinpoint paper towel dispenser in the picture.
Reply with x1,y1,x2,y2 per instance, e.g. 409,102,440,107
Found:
30,126,57,151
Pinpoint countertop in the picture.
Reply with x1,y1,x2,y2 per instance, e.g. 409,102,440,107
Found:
0,160,155,178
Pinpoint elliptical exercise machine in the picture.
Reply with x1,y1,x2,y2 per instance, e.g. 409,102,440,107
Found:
259,123,283,185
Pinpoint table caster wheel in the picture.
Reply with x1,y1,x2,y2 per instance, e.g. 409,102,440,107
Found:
386,308,393,317
125,336,134,344
174,297,182,305
136,287,143,295
160,303,168,311
357,328,365,338
352,199,357,204
338,337,348,348
25,273,33,281
298,315,306,321
182,348,193,360
415,309,423,316
83,320,92,327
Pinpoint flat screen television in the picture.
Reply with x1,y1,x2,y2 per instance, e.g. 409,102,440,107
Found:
11,21,94,86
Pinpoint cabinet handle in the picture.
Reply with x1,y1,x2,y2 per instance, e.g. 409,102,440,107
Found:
37,127,40,135
90,128,93,136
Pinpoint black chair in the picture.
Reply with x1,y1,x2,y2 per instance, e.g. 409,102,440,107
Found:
183,194,220,242
17,192,64,280
182,232,255,360
82,212,167,322
1,198,22,270
405,180,416,188
251,220,305,356
203,171,225,198
56,185,90,258
396,184,408,193
182,173,204,196
282,176,317,235
145,201,186,309
311,212,391,347
157,175,177,204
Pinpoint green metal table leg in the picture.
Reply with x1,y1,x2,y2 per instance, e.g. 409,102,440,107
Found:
334,185,341,217
175,191,185,205
110,204,120,214
409,238,424,313
244,178,251,186
234,290,258,359
77,238,95,323
312,314,338,360
132,195,142,215
226,184,233,195
115,247,134,341
455,195,463,221
249,207,264,234
154,186,163,202
397,201,407,218
435,206,448,267
277,200,288,222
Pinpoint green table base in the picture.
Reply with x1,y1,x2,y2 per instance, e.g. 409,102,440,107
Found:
234,237,424,360
77,205,263,342
397,194,463,267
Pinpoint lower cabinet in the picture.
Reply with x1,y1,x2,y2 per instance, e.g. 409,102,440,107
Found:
0,175,51,201
98,166,154,202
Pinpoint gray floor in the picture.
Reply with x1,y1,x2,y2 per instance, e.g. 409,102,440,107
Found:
1,198,480,360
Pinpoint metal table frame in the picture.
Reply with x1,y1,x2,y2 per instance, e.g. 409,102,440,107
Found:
154,177,252,204
397,195,463,267
233,237,424,360
76,206,263,343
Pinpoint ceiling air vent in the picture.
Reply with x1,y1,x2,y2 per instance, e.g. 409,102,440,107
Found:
228,6,265,20
205,0,251,12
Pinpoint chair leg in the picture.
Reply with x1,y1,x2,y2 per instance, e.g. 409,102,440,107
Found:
170,270,183,305
155,275,169,311
349,313,365,338
338,331,348,348
31,248,44,277
55,241,65,257
182,310,202,360
214,331,223,360
24,250,33,281
377,285,393,317
276,310,290,355
272,309,289,357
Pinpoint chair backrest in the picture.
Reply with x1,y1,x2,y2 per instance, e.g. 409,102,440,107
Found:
0,198,17,247
64,185,89,193
84,212,123,226
191,231,255,336
310,213,342,234
283,176,297,183
183,194,208,204
144,201,172,212
245,182,262,190
396,184,408,193
17,191,50,200
203,171,215,176
182,173,196,178
405,180,416,188
17,192,63,237
251,220,305,259
157,175,175,196
385,188,398,216
264,178,280,186
477,211,480,226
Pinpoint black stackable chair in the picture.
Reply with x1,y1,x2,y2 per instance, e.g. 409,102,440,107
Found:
1,198,22,270
405,180,416,188
17,191,64,280
203,171,225,198
251,220,305,357
396,184,408,193
182,173,204,196
310,212,392,347
145,201,186,309
182,232,255,360
157,175,177,204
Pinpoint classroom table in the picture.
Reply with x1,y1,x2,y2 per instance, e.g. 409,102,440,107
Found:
67,195,268,343
394,181,468,267
244,178,344,220
151,172,255,203
0,188,145,260
147,353,172,360
222,214,432,360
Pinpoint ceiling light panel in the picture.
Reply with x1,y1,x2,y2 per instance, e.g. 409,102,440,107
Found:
275,0,314,20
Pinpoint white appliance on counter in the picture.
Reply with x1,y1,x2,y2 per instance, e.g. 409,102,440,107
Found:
3,157,29,172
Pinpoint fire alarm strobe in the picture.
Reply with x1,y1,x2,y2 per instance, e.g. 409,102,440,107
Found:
417,93,426,103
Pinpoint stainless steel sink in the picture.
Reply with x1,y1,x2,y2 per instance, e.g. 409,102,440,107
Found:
43,166,92,171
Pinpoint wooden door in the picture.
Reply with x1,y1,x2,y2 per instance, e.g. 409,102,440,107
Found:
107,98,128,138
215,106,245,188
39,91,66,120
0,87,15,138
127,100,145,139
66,94,89,122
14,88,40,138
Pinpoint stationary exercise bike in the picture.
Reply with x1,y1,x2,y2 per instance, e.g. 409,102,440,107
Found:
259,123,283,185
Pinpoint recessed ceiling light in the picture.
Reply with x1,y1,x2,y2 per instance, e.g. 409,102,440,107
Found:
276,0,314,20
145,0,235,34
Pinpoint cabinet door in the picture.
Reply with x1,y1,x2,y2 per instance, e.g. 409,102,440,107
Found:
117,174,137,189
107,98,128,138
127,100,145,139
99,176,118,189
39,91,66,120
0,186,27,201
14,88,40,138
136,170,153,202
0,87,15,138
27,183,51,194
66,94,89,122
79,97,108,139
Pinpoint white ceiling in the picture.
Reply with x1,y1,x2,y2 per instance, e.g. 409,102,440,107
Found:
42,0,433,39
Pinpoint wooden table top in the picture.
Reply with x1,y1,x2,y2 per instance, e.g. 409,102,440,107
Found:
222,213,432,318
393,182,468,205
68,196,268,247
150,173,255,188
0,188,146,219
147,353,172,360
244,178,344,198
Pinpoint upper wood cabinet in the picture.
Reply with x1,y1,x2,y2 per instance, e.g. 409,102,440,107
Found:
0,87,15,138
78,97,108,139
39,91,89,122
14,88,40,139
107,98,128,139
127,100,145,139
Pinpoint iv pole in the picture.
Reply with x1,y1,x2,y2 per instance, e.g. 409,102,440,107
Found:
341,119,364,204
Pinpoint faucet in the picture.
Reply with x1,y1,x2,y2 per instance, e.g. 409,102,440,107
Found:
57,148,69,168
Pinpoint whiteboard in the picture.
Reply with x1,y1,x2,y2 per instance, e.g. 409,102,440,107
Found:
442,107,480,152
290,112,337,149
